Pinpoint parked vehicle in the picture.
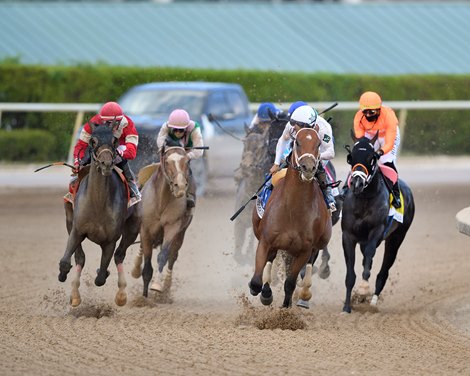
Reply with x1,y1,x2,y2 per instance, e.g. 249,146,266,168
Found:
118,81,252,196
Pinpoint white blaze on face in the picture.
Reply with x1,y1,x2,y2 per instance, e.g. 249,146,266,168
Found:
306,134,312,140
168,153,187,197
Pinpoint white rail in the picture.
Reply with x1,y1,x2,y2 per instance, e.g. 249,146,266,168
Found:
2,101,470,161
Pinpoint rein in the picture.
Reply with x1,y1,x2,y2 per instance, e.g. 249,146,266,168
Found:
92,147,115,165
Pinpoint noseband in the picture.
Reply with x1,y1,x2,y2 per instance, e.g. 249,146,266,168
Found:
291,127,321,181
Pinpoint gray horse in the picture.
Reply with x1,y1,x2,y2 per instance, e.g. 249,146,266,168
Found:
59,123,139,307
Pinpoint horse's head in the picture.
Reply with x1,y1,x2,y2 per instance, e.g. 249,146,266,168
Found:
345,130,380,194
291,126,321,182
89,122,119,176
160,143,190,198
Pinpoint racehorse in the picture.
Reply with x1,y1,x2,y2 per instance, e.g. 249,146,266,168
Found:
341,132,415,313
249,126,332,308
131,140,193,297
59,123,139,307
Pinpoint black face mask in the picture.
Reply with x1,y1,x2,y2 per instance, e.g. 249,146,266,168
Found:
365,114,379,122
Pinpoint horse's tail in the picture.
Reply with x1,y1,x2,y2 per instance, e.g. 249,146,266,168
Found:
131,247,143,279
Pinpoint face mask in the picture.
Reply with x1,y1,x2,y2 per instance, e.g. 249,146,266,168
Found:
365,114,379,122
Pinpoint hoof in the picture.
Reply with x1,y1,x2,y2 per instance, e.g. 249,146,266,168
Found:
370,294,378,306
342,306,352,314
260,294,273,306
150,281,163,292
296,299,310,309
70,297,81,307
248,281,261,296
58,273,67,283
318,265,330,279
115,292,127,307
95,269,110,287
131,267,141,279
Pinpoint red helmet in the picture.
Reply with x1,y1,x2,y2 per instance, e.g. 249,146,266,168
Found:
99,101,123,121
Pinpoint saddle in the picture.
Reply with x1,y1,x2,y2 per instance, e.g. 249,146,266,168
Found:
63,166,131,208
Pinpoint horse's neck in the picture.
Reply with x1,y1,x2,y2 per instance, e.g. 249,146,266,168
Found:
359,170,387,201
86,165,113,207
283,167,317,204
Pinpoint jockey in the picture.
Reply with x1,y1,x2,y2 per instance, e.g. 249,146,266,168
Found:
248,102,281,134
270,104,336,212
71,101,141,203
156,109,204,208
354,91,401,208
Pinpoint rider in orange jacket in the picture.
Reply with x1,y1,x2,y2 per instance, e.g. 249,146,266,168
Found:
72,101,141,203
353,91,401,208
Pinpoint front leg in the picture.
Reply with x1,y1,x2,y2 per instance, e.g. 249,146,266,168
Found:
95,241,117,286
59,229,85,282
249,239,270,296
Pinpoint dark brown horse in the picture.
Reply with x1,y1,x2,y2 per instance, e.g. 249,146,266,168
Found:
249,126,332,308
131,142,193,297
60,123,139,307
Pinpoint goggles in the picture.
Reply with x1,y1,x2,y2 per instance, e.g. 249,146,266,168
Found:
290,120,313,128
362,109,379,116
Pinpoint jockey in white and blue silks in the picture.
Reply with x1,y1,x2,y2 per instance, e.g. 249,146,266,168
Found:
269,104,337,212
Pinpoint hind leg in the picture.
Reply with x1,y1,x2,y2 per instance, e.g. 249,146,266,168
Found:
141,229,155,297
249,239,271,297
318,247,331,279
373,230,407,305
296,250,320,309
283,251,311,308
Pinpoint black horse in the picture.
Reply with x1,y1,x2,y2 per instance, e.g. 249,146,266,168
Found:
60,123,140,307
341,132,415,313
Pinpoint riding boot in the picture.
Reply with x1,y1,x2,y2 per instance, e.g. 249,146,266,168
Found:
391,181,401,209
187,171,196,209
316,167,336,212
121,161,142,203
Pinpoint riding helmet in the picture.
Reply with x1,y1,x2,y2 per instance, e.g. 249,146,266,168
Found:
359,91,382,110
257,102,279,122
99,102,124,121
290,105,318,128
167,109,194,129
288,101,307,116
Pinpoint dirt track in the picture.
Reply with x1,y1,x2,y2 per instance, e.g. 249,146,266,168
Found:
1,141,470,375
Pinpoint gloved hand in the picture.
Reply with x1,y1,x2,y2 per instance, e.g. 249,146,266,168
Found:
73,158,80,174
117,145,126,157
375,149,384,159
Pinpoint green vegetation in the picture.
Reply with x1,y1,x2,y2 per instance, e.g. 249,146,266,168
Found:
0,63,469,161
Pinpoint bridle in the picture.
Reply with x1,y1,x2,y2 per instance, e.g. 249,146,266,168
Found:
290,127,321,181
350,141,379,189
160,146,188,194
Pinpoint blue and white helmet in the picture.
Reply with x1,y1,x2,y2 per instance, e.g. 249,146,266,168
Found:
290,105,318,128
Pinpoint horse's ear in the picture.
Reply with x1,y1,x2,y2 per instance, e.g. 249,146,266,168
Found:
344,144,352,165
350,129,359,143
90,122,97,133
371,131,379,146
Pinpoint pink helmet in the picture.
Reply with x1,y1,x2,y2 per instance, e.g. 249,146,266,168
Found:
99,101,124,121
167,109,194,129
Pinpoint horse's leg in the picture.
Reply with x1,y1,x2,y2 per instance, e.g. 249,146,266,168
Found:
140,229,154,297
358,239,380,296
113,218,140,306
373,228,407,305
249,239,270,296
282,251,311,308
318,247,331,279
69,245,86,307
260,251,277,306
95,242,116,287
342,234,357,313
58,229,85,282
296,250,320,309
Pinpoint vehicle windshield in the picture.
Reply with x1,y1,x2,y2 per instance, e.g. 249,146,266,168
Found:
120,89,206,117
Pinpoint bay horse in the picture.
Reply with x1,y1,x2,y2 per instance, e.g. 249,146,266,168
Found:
341,132,415,313
131,140,193,297
60,123,139,307
249,126,332,308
